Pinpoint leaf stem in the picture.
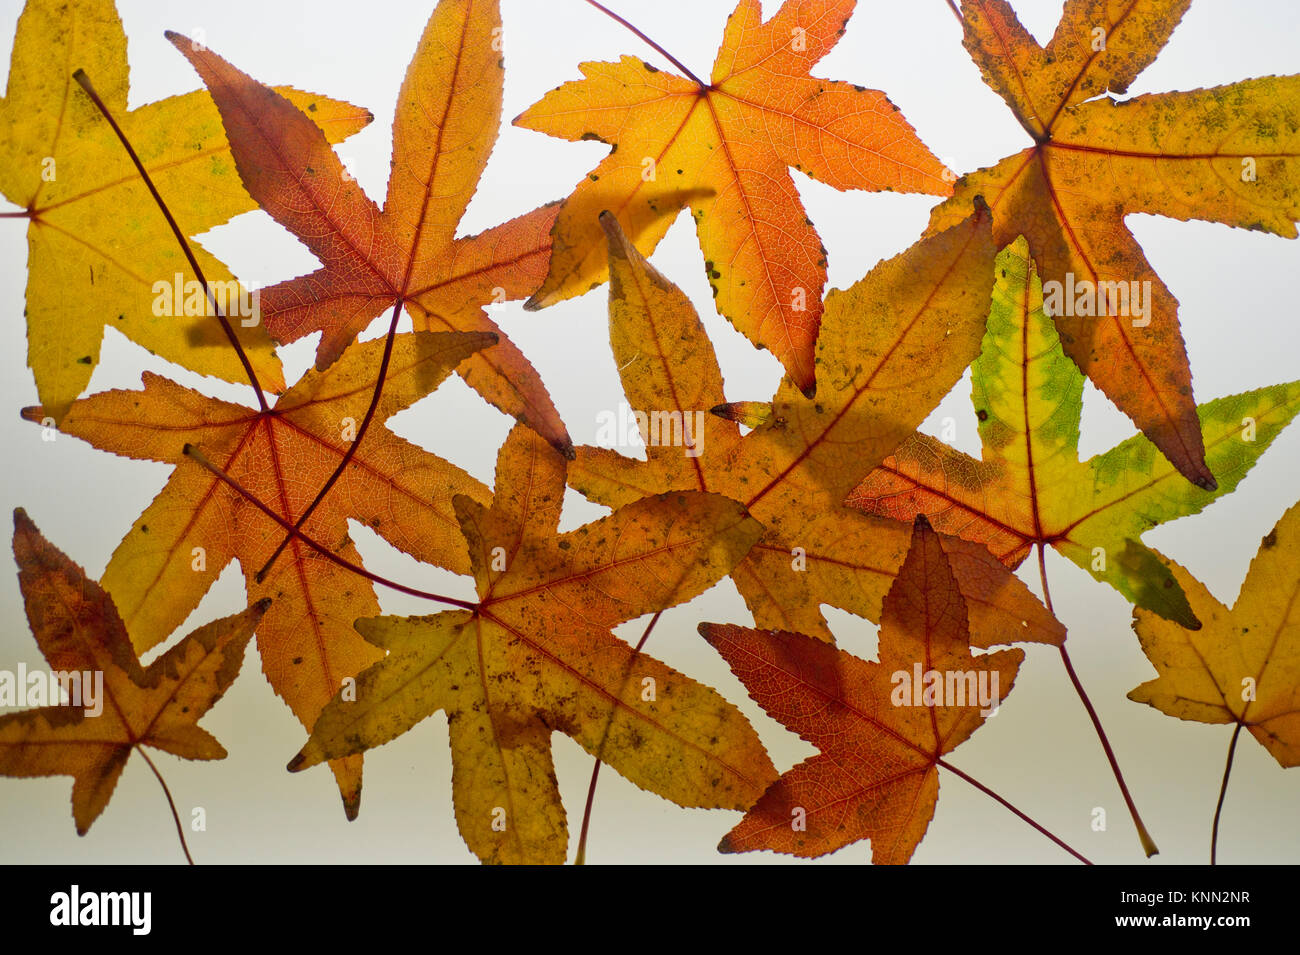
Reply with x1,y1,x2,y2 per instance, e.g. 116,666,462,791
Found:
182,444,479,611
137,748,194,865
72,69,270,412
938,757,1092,864
256,300,404,583
580,0,710,88
574,609,662,865
945,0,963,24
1037,543,1158,857
1211,723,1243,865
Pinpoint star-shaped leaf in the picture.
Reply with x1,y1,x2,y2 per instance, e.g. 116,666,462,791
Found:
291,424,777,864
928,0,1300,485
701,516,1023,863
0,509,264,834
848,237,1300,626
1130,499,1300,766
169,0,570,452
568,212,1064,648
0,0,373,419
24,331,496,816
515,0,951,393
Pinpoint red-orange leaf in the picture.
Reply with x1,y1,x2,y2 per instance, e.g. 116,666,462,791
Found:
702,517,1023,863
1,509,264,835
24,331,494,816
928,0,1300,485
167,0,570,453
515,0,951,393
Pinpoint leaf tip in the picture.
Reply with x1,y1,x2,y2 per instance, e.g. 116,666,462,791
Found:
286,751,308,773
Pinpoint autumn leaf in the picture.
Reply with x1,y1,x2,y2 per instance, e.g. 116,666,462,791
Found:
848,237,1300,627
1129,500,1300,767
0,0,373,421
167,0,570,453
23,331,496,816
0,509,264,835
515,0,951,393
569,212,1063,648
927,0,1300,485
701,516,1024,863
291,424,776,864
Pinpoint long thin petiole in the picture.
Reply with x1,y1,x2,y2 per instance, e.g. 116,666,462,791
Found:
574,610,662,865
938,758,1092,864
72,69,270,412
945,0,963,24
1037,543,1158,856
138,748,194,865
1211,723,1243,865
182,444,478,611
581,0,709,88
256,301,404,583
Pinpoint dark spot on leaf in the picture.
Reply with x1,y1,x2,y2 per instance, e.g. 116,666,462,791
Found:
976,409,989,421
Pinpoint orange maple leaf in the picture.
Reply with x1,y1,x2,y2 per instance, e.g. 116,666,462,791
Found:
168,0,569,452
292,424,776,864
567,212,1064,649
515,0,951,393
23,332,495,817
928,0,1300,485
702,517,1024,863
0,509,264,836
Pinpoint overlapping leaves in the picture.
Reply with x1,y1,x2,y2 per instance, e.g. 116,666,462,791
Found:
293,424,775,864
849,238,1300,627
571,213,1064,649
0,0,373,420
702,517,1024,863
0,510,263,834
169,0,570,451
930,0,1300,485
517,0,952,393
28,331,494,816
